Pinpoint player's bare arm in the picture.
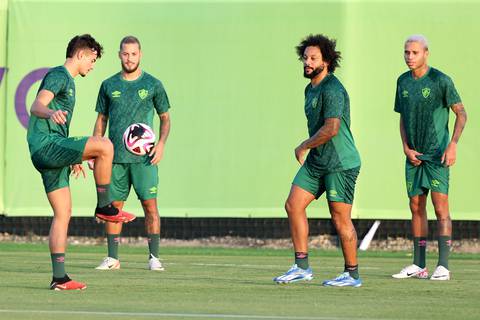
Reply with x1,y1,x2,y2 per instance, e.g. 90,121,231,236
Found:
400,115,422,166
30,89,68,124
150,111,170,165
294,117,339,165
93,113,109,136
441,103,467,167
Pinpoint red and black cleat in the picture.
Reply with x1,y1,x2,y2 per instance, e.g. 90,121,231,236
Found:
95,203,136,223
50,275,86,291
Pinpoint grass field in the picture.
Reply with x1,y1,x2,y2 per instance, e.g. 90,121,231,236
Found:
0,243,479,320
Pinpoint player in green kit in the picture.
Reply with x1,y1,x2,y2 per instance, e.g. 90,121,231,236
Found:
392,35,467,281
273,34,362,287
91,36,171,271
27,34,136,291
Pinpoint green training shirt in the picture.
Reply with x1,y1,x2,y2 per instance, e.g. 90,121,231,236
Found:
95,71,170,163
394,67,461,162
27,66,76,155
304,73,361,173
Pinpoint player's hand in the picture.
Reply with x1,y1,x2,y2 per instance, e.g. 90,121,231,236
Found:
404,148,423,166
441,142,457,167
295,144,308,165
149,142,164,165
87,159,95,170
50,110,68,125
71,164,86,179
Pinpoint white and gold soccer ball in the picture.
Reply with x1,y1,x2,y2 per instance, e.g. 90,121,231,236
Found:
123,123,156,156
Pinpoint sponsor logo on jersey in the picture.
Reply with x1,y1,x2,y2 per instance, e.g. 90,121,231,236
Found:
112,91,121,98
138,89,148,100
328,190,338,197
149,186,157,194
431,179,440,187
68,88,73,96
402,90,409,98
311,97,318,108
422,87,431,98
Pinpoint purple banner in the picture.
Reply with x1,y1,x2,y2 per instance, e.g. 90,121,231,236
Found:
14,68,49,128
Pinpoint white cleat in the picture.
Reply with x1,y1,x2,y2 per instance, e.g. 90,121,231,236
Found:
430,265,450,281
95,257,121,270
392,264,428,279
149,254,165,271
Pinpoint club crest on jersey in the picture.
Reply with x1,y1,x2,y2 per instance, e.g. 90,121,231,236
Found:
311,97,318,108
422,87,431,98
112,91,121,98
138,89,148,100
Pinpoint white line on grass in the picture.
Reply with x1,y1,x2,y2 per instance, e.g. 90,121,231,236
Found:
0,309,389,320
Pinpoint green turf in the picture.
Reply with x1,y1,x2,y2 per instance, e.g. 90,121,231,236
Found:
0,242,479,320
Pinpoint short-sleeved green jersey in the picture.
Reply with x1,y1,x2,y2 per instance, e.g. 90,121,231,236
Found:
27,66,76,155
304,74,361,173
394,67,461,162
95,71,170,163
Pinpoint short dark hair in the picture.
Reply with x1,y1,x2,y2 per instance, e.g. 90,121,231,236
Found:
120,36,141,51
66,34,103,59
296,34,341,73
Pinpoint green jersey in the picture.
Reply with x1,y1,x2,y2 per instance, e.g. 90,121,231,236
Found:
394,67,461,162
95,71,170,163
27,66,76,155
304,73,361,173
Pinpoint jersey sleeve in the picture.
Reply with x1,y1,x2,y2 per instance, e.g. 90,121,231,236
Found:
322,87,344,118
95,82,109,115
39,70,67,96
153,81,171,114
394,79,402,113
442,75,462,108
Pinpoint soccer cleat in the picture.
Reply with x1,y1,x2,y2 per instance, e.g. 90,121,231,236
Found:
50,275,86,291
148,254,165,271
430,265,450,281
392,264,428,279
95,257,121,270
95,204,136,223
322,272,362,287
273,264,313,284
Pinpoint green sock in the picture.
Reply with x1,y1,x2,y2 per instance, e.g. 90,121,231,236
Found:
438,236,451,269
294,252,309,270
96,184,111,207
148,234,160,258
51,253,66,279
107,234,120,259
344,264,359,280
413,237,427,268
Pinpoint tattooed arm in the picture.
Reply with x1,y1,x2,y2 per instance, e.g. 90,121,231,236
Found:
442,103,467,167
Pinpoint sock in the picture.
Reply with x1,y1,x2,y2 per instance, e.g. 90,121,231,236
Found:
148,234,160,258
294,252,309,270
413,237,427,268
438,235,451,269
96,184,111,207
344,264,359,279
107,234,120,259
51,253,66,279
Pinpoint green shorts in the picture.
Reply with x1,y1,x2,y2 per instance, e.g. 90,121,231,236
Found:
30,136,88,193
292,164,360,204
111,161,159,201
405,161,449,197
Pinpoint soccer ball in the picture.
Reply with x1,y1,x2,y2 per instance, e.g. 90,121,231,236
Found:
123,123,156,156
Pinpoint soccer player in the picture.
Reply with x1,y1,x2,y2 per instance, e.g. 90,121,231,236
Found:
273,34,362,287
27,34,136,291
392,35,467,281
91,36,171,271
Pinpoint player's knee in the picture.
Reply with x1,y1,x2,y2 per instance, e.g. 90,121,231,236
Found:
284,199,294,214
99,138,114,155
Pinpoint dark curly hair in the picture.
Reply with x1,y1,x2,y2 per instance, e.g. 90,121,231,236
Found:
295,34,341,73
66,34,103,59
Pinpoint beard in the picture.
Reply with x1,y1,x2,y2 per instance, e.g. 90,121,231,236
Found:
122,62,140,74
303,65,324,79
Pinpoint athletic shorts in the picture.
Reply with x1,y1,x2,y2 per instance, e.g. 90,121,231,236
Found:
30,136,89,193
292,164,360,204
111,161,159,201
405,160,449,197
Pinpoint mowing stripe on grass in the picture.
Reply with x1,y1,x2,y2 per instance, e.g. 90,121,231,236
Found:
0,309,388,320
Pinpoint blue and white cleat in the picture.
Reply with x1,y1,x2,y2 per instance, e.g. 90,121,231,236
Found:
322,272,362,287
273,264,313,284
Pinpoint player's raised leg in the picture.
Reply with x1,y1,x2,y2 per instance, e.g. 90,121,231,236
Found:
82,136,135,223
47,187,86,290
273,185,314,284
